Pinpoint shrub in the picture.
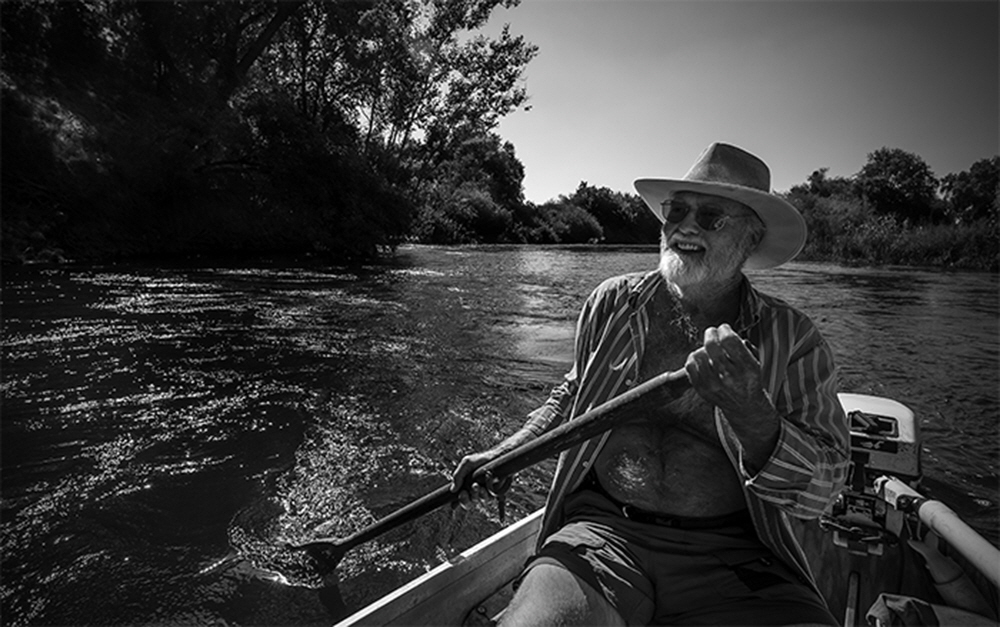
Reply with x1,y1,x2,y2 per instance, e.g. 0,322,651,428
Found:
792,192,998,270
534,201,604,244
412,183,512,244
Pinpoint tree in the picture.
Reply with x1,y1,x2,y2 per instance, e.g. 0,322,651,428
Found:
26,2,309,104
258,0,536,186
439,134,525,213
790,168,855,199
855,147,939,222
940,156,1000,224
412,132,525,243
567,183,660,244
1,0,538,261
0,1,111,80
533,201,603,243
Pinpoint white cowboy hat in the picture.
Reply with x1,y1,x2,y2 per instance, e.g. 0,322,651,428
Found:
634,142,806,269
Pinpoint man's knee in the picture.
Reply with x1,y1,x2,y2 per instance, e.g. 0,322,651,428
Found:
498,563,626,627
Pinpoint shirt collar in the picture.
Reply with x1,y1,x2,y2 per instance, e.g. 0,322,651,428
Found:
735,275,764,334
628,270,664,311
630,270,763,334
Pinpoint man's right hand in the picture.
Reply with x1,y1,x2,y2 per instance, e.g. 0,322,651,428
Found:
450,450,496,508
450,427,538,508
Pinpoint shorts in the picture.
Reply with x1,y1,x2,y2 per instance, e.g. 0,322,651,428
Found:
518,487,837,626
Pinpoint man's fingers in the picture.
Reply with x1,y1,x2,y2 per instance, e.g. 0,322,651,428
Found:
703,325,735,356
450,462,469,492
702,325,759,372
455,483,484,509
702,337,733,369
702,325,721,347
684,349,712,386
703,323,737,342
452,452,486,491
694,332,734,379
452,452,491,510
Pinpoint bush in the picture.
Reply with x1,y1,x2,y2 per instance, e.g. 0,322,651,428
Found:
0,79,414,262
568,183,660,244
792,193,998,270
413,183,512,244
534,201,604,244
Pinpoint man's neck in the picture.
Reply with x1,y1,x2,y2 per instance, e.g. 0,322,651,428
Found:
663,273,744,329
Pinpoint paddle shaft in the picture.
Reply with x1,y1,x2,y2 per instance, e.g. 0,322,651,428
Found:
479,368,690,483
297,368,690,557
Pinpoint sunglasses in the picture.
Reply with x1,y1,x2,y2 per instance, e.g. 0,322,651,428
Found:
660,200,740,232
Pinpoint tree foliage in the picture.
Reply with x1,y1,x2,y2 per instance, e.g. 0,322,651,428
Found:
0,0,536,262
785,151,998,270
530,201,604,244
567,183,660,244
4,2,994,269
940,156,1000,224
257,0,536,185
789,168,854,199
855,147,940,222
411,132,525,243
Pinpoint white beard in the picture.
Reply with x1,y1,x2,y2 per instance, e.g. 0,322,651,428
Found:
658,241,748,290
659,248,705,287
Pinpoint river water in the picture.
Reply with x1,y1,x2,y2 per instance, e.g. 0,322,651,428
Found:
2,245,997,625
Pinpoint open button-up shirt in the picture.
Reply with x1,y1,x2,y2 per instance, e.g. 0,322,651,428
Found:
525,270,850,589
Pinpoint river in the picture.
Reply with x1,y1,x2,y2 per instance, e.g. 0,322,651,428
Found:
2,245,997,625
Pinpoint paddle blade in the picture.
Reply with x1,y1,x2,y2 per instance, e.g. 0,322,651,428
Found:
284,538,348,575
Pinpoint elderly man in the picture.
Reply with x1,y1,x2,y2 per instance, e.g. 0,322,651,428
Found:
453,143,850,626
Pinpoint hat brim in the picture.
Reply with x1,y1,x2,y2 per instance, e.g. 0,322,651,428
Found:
634,179,806,270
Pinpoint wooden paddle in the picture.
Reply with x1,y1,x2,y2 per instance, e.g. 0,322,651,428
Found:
286,368,690,572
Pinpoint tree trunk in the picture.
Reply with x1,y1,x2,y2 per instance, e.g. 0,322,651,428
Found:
218,0,306,103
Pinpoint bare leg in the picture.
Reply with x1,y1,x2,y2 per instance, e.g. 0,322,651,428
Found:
498,564,626,627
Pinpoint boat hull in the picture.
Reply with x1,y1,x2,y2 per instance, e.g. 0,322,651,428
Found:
336,510,542,626
335,394,998,626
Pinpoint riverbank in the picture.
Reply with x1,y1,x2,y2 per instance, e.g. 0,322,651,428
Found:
796,213,998,272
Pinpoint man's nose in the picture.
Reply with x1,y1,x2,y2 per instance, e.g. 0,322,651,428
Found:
675,209,702,232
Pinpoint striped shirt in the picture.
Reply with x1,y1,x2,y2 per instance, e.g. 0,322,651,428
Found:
525,270,850,590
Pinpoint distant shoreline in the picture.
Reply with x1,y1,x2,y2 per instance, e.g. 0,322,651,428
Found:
5,241,996,274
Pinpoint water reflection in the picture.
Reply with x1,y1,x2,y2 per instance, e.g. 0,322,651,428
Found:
1,248,996,625
752,263,999,543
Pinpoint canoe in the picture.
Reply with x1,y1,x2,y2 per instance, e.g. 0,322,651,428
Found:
335,394,1000,626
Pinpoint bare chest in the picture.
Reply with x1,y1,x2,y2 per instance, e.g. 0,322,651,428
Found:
593,300,745,515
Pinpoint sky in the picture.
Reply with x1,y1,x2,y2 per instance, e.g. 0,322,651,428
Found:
478,0,999,204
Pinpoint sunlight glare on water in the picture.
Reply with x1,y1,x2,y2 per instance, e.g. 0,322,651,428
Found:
1,247,996,625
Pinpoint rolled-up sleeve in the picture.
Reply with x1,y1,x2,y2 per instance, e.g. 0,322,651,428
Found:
524,368,577,436
734,321,851,519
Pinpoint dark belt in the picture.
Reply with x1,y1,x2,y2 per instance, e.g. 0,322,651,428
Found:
582,472,753,531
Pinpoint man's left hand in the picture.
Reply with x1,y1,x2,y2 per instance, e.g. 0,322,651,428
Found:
684,324,771,420
684,324,781,472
